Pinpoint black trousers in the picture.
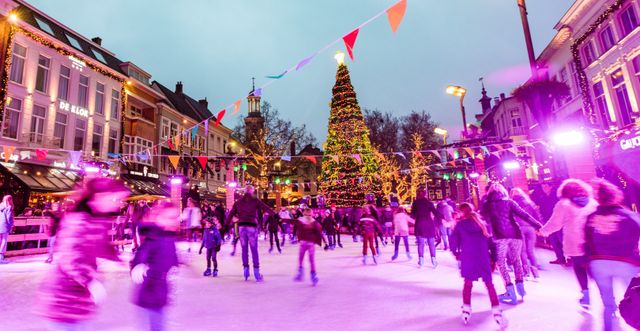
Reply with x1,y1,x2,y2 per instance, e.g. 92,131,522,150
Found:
206,248,218,270
269,230,281,251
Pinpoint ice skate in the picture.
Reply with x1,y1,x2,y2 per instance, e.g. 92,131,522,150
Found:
406,252,412,260
294,267,304,282
499,285,518,305
254,267,264,282
515,282,526,301
212,269,218,277
203,268,212,277
372,255,378,265
431,257,438,268
362,255,368,265
461,304,471,325
310,271,319,286
579,290,590,312
243,266,250,281
268,247,273,254
391,253,398,261
493,307,507,330
418,257,424,268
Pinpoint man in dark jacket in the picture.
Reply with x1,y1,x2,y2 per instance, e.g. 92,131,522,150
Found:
227,185,274,282
533,182,565,264
411,187,442,268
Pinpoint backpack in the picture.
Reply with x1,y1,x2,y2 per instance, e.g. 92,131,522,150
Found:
619,275,640,329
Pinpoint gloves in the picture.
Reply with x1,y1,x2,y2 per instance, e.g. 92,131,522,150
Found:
131,264,149,285
87,280,106,304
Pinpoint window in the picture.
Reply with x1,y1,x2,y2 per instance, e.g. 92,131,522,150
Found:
611,69,635,126
632,55,640,82
593,82,612,128
582,41,597,65
599,25,616,52
110,89,119,120
108,129,118,154
78,75,89,108
30,104,46,143
94,82,105,115
570,62,580,96
34,17,55,35
620,5,639,36
74,118,86,151
124,136,153,164
35,55,50,93
54,113,67,148
92,124,103,154
130,105,142,117
3,98,21,139
65,33,83,51
91,48,107,64
9,43,26,84
304,180,311,192
57,65,71,101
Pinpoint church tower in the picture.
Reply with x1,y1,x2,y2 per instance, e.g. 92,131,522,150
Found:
244,78,264,150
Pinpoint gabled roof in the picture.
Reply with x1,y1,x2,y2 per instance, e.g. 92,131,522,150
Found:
13,1,126,76
152,81,214,123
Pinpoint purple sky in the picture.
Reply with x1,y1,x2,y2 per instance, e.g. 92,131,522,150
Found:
28,0,574,142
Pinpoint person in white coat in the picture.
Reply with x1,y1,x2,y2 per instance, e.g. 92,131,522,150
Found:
182,197,202,253
391,208,415,261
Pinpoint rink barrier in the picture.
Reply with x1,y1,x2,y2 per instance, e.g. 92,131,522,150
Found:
5,216,132,257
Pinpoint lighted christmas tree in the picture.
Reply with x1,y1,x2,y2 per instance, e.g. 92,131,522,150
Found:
320,52,381,207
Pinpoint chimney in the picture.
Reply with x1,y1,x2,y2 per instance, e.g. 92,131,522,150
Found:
198,98,208,109
175,81,183,94
290,141,296,156
494,97,500,105
500,93,506,100
91,37,102,45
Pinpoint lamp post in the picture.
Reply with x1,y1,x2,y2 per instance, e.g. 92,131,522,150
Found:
434,128,448,145
517,0,538,78
446,85,468,138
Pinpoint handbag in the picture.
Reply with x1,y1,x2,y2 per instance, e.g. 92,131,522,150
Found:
619,275,640,329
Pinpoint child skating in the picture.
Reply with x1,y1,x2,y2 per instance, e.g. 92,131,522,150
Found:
285,208,325,286
450,203,506,329
359,207,382,265
391,207,414,261
199,217,222,277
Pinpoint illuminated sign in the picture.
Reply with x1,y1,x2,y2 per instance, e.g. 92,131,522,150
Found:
0,153,18,162
59,101,89,118
53,161,80,170
620,134,640,151
130,166,159,179
68,56,86,71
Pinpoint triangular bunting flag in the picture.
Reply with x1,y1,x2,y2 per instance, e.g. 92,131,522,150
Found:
395,152,406,160
463,148,473,156
215,109,226,127
3,146,15,162
168,155,180,170
196,156,208,170
448,160,456,167
204,121,209,136
68,150,82,167
266,70,288,79
252,88,262,97
296,55,314,71
232,100,241,115
191,126,198,142
477,153,484,160
386,0,407,33
304,156,317,165
19,150,31,160
342,28,360,60
167,139,174,150
36,149,48,161
352,154,362,164
281,155,292,162
481,146,489,155
138,151,150,161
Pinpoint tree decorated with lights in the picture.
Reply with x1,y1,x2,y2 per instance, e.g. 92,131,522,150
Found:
320,52,381,206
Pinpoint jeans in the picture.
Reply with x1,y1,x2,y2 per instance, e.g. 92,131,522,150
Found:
416,236,436,258
333,230,341,246
393,236,410,255
0,232,8,258
439,225,451,250
140,307,165,331
571,255,589,291
549,231,565,262
495,238,524,286
327,234,334,247
205,248,218,270
239,226,260,268
299,240,316,272
520,226,539,276
269,230,281,251
589,260,640,331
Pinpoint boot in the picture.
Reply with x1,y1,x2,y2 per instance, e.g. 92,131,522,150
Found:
498,285,518,305
461,304,471,325
269,247,273,254
362,255,368,265
418,257,424,268
294,267,304,282
431,257,438,268
243,267,250,281
372,255,378,265
515,282,526,301
203,268,212,277
212,269,218,277
579,289,590,311
310,271,318,286
493,307,507,330
530,266,540,281
391,253,398,261
406,252,412,260
253,267,264,282
338,243,343,248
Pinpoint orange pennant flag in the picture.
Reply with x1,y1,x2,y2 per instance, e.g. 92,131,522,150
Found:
168,155,180,170
232,100,241,115
3,145,15,162
386,0,407,33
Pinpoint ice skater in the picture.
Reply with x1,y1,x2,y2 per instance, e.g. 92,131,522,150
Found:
359,207,382,265
285,208,325,286
391,207,414,261
266,213,282,253
450,203,505,328
199,217,222,277
411,187,442,268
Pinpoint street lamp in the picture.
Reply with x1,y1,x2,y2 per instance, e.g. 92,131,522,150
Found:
434,128,448,145
552,130,585,147
446,85,469,137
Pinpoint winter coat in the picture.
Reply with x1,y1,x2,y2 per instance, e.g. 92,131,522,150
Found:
322,216,337,235
266,214,282,232
359,217,382,237
539,196,598,257
534,191,559,222
131,225,178,309
0,203,14,234
130,204,150,226
294,217,323,246
381,209,394,226
585,205,640,266
450,218,494,282
39,212,119,323
512,196,542,231
393,213,415,236
437,202,455,228
201,227,222,250
181,207,202,229
410,197,441,238
214,205,226,225
481,191,542,240
228,194,273,227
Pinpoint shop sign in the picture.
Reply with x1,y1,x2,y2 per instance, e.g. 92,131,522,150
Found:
53,161,80,170
59,101,89,118
68,56,86,71
129,166,159,179
620,134,640,151
0,152,19,162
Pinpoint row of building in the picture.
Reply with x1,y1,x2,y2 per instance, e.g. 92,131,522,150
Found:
0,0,249,211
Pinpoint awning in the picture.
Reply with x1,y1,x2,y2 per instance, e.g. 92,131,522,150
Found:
0,162,81,192
121,174,170,196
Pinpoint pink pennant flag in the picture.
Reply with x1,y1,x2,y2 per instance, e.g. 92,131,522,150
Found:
167,139,174,150
304,156,317,165
69,151,82,167
232,100,241,115
386,0,407,33
196,156,208,170
342,28,360,61
36,149,48,161
351,154,362,164
215,109,226,127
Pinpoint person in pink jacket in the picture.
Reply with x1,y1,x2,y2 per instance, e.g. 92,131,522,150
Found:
391,207,415,261
538,179,598,311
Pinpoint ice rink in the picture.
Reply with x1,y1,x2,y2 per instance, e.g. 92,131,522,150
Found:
0,236,634,331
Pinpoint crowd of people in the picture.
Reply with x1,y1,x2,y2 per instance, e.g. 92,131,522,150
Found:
0,175,638,331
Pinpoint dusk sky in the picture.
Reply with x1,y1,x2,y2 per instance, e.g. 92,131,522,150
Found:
29,0,574,143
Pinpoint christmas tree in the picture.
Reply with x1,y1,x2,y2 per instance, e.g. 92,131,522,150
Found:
320,53,381,206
